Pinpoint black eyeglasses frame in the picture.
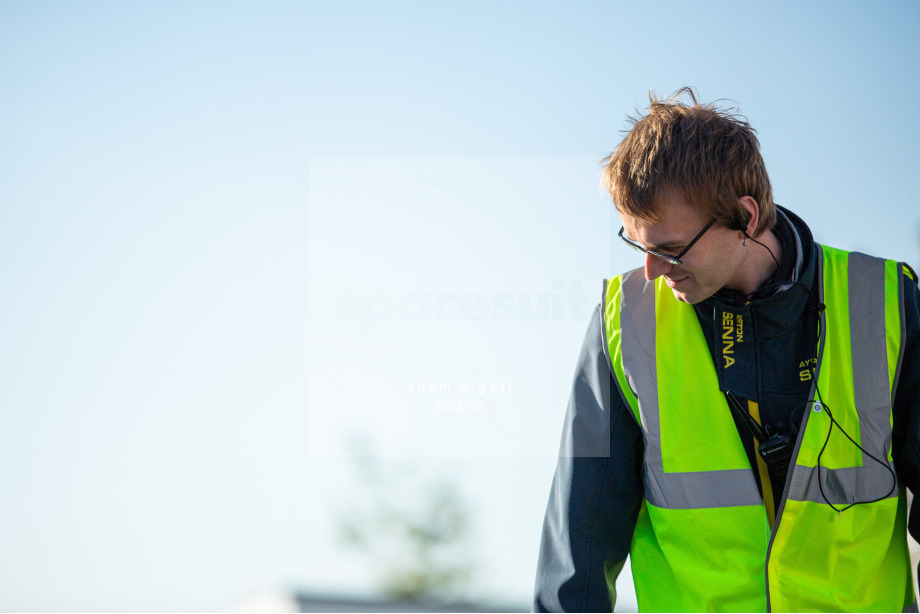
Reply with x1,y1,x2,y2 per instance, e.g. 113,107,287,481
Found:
617,219,716,265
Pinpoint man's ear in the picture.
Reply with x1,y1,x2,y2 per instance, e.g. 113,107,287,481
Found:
737,196,759,236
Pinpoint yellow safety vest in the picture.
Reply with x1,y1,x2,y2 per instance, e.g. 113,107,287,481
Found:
603,245,915,612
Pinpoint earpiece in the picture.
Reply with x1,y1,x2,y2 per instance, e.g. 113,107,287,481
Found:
736,211,780,269
732,213,751,233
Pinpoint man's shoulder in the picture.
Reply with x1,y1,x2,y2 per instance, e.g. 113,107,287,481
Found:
605,266,646,282
601,268,657,311
902,262,919,285
816,244,919,285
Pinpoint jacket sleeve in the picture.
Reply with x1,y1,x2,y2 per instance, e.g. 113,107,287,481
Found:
892,266,920,544
533,303,644,613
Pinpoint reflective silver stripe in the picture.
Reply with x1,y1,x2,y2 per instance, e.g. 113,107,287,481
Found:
618,269,761,509
786,463,896,505
618,269,662,470
646,468,763,509
848,253,895,466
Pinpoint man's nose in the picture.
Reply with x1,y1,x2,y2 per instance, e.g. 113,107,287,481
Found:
644,252,673,281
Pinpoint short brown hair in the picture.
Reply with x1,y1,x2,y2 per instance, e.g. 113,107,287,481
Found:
601,87,775,236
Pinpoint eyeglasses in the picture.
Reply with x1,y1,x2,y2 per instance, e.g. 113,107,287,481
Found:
617,219,716,265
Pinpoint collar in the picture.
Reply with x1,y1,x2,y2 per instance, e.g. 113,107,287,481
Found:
710,205,807,307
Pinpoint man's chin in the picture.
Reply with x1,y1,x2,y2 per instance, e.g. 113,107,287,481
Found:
669,288,706,305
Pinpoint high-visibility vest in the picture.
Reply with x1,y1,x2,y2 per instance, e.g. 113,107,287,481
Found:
603,245,916,612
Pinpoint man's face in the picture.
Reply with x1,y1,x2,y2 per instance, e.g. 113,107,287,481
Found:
620,192,746,304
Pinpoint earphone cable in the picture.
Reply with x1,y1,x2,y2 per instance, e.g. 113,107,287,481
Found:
809,304,897,512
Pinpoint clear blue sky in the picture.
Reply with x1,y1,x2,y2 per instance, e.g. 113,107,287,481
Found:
1,1,919,611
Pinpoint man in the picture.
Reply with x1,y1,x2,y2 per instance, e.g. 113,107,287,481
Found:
533,88,920,612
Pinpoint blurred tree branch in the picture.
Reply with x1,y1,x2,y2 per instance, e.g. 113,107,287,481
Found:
336,436,475,602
